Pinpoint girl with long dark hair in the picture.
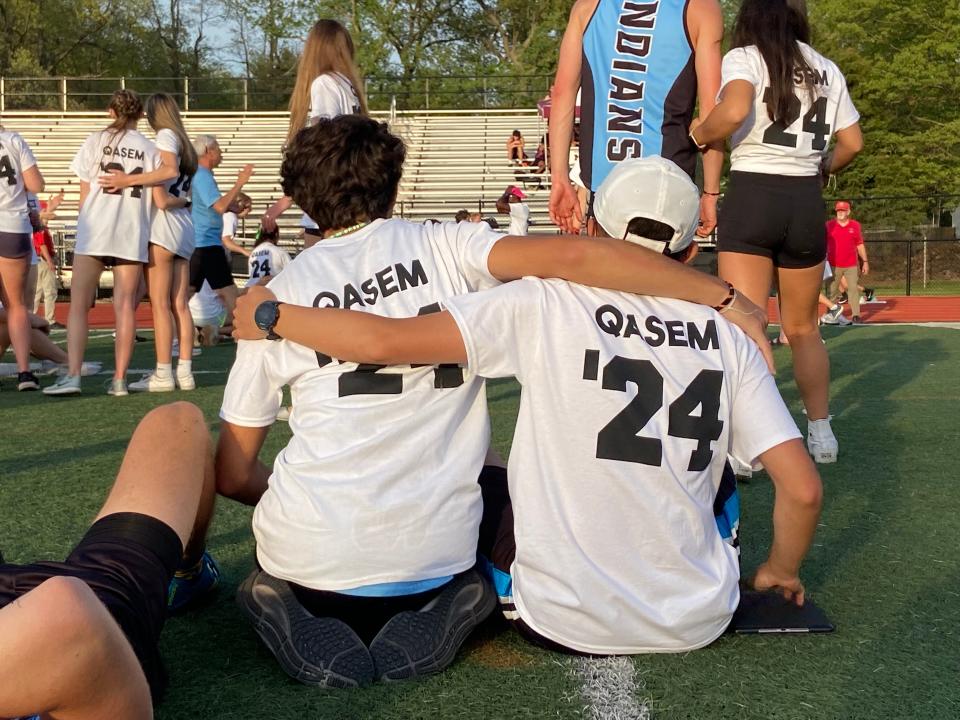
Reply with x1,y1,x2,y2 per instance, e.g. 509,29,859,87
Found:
689,0,863,462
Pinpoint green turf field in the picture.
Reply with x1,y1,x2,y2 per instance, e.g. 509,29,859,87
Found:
2,325,960,719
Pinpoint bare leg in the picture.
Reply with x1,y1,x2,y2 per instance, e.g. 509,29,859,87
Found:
0,576,153,720
146,245,175,366
111,264,143,380
171,258,196,363
215,283,239,323
0,256,33,372
778,263,831,420
65,255,103,376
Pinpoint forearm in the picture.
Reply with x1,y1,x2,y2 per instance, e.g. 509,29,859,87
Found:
275,307,401,363
222,235,249,256
212,181,247,214
214,427,272,506
266,196,294,219
548,96,575,183
701,147,723,193
492,235,731,307
129,164,178,188
857,244,868,262
694,101,747,145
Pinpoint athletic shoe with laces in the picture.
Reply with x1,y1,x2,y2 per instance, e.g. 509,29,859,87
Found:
175,371,196,391
17,371,40,391
129,372,175,393
852,315,865,325
236,569,375,688
819,304,844,326
863,288,876,302
106,378,129,396
43,374,81,395
837,291,848,304
807,417,838,463
368,566,496,682
168,551,221,614
836,313,852,326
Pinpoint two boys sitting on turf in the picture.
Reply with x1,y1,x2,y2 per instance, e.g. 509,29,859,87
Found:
234,154,823,655
181,115,777,688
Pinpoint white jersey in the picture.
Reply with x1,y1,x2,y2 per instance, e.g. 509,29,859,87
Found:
508,203,530,236
444,278,801,654
246,243,291,287
220,217,504,591
71,129,158,261
189,280,225,326
222,211,238,242
0,130,38,234
299,73,362,231
150,129,195,258
721,43,860,176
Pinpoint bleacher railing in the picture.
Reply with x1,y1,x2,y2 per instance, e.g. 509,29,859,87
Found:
0,74,553,112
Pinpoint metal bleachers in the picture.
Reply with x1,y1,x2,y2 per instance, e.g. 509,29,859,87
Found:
3,107,554,254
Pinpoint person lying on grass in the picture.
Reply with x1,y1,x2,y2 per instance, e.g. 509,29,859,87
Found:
233,156,822,654
0,402,216,720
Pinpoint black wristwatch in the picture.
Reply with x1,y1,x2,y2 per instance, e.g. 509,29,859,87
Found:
254,300,283,340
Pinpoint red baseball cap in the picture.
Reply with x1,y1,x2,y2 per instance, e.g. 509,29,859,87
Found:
835,200,851,211
508,186,527,199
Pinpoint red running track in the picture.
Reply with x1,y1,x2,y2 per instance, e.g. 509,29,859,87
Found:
47,297,960,330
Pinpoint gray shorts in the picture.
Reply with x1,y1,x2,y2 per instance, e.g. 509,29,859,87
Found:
0,231,31,259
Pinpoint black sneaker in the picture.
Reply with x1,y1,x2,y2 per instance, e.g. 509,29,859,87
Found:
863,288,876,302
236,569,375,688
369,567,496,682
852,315,864,324
17,371,40,391
838,292,848,304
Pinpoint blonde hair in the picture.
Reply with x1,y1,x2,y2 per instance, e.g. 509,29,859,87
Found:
287,19,368,143
146,93,198,176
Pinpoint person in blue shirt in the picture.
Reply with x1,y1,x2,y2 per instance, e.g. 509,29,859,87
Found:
189,134,254,319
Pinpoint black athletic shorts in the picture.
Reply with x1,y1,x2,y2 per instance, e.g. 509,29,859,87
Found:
288,465,508,645
718,171,827,269
0,512,183,704
86,254,140,268
0,231,32,259
189,245,234,291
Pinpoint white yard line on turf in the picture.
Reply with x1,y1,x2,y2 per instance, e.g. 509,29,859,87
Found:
573,656,651,720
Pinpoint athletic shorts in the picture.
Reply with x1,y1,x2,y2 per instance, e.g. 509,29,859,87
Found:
189,245,234,291
288,465,508,645
0,512,183,704
718,171,827,269
0,231,31,259
85,254,140,268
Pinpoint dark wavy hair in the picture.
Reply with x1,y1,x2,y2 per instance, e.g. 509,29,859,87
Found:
732,0,813,123
280,115,406,233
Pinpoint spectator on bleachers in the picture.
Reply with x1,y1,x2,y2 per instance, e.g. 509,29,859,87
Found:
532,137,547,174
496,186,531,236
187,134,254,327
44,89,153,397
261,19,367,240
32,191,64,327
506,129,527,164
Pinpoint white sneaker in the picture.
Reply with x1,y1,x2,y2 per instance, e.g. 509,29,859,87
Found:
43,374,81,395
79,361,103,376
807,417,838,463
107,378,129,396
129,373,175,393
835,313,852,327
175,371,196,391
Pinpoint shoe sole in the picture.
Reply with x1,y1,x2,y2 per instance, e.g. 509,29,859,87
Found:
369,568,496,682
18,383,39,391
176,377,196,391
43,386,81,396
236,570,374,688
129,385,175,393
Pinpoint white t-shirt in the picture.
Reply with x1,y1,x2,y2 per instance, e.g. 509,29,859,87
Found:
0,130,38,234
189,280,225,326
150,128,195,258
222,211,238,241
721,43,860,176
246,242,291,287
444,278,801,654
70,129,158,261
508,203,530,236
220,217,504,591
299,73,362,231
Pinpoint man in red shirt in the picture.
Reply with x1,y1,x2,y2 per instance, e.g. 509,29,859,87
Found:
826,200,869,324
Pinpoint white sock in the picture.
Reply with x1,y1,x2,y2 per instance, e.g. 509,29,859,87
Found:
156,362,173,379
178,360,192,375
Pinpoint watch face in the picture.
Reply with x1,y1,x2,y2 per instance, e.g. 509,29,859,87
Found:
255,301,279,332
